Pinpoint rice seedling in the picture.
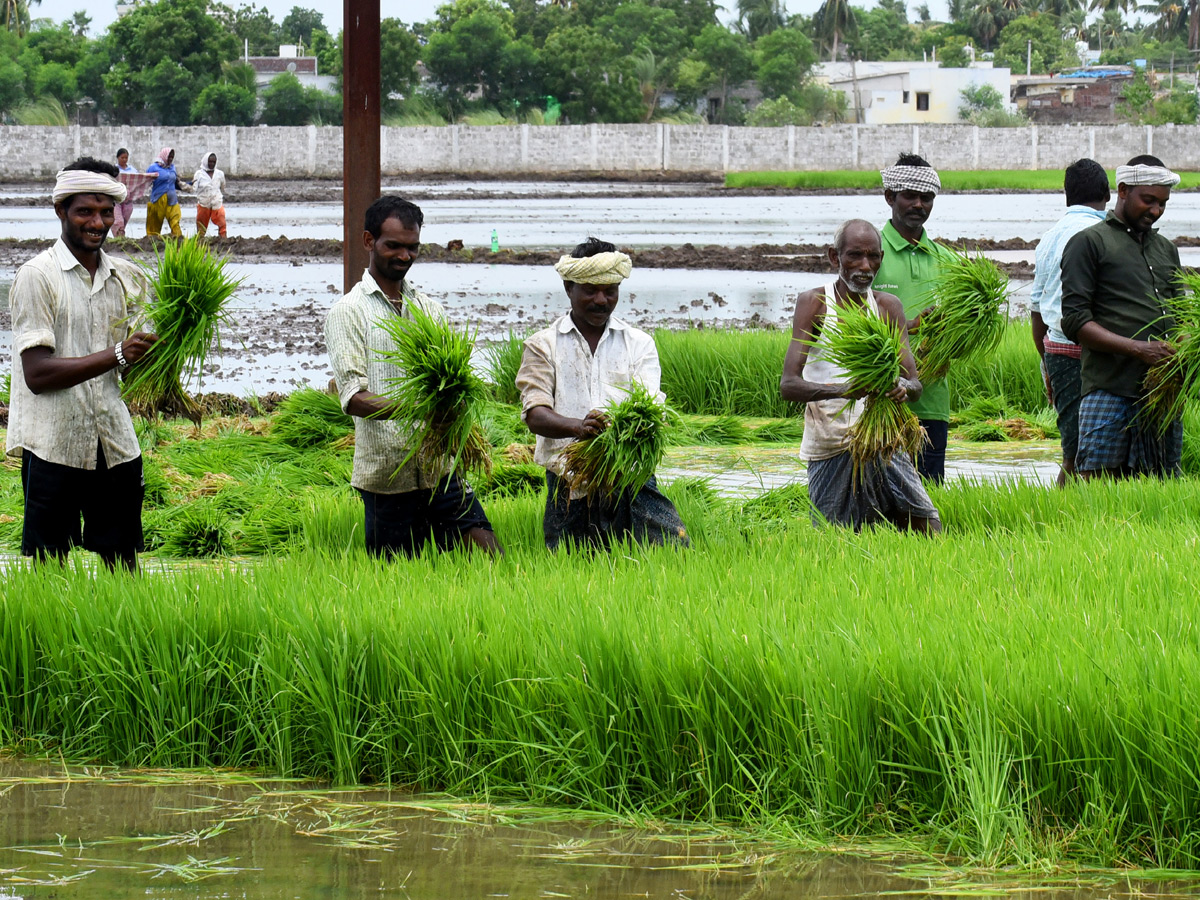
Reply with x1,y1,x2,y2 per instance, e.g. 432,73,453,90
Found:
657,328,794,419
559,382,674,500
750,417,805,443
669,414,752,445
1140,275,1200,435
479,463,546,498
271,388,354,448
482,332,531,405
376,304,493,478
914,252,1010,384
814,299,924,476
0,373,10,405
161,501,232,558
122,237,241,424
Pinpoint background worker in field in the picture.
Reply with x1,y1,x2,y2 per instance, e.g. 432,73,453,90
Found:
781,219,940,532
1029,158,1110,486
325,195,502,558
1060,155,1182,479
193,151,228,238
872,152,957,483
516,237,689,551
6,156,158,571
144,147,190,237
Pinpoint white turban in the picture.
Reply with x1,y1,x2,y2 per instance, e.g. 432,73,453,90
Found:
881,164,942,195
1116,164,1181,188
554,251,633,284
52,168,127,205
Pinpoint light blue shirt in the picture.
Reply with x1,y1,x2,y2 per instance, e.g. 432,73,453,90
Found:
1030,205,1107,345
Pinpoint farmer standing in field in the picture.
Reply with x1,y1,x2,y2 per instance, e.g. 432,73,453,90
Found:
6,156,158,571
324,195,502,558
516,237,689,550
873,152,958,483
192,151,228,238
1029,158,1110,486
1060,155,1182,479
781,219,941,532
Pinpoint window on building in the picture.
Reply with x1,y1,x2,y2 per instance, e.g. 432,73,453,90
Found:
916,92,929,111
903,90,910,103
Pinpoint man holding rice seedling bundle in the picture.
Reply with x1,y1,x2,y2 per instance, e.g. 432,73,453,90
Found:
1029,159,1111,486
873,152,958,483
6,156,158,571
781,219,941,533
325,195,502,558
516,238,689,550
1060,155,1183,479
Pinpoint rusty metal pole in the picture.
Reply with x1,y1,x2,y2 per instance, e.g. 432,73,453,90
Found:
342,0,381,293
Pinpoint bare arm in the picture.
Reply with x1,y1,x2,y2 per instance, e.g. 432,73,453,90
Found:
1074,321,1175,365
1031,311,1048,361
344,390,403,420
524,405,607,440
779,289,865,404
20,331,157,395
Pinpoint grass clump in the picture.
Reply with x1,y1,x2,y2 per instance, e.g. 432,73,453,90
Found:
560,382,673,500
725,169,1200,191
271,388,354,448
123,237,241,424
1140,274,1200,435
915,251,1010,384
161,501,232,558
815,300,924,476
483,331,530,405
377,304,493,479
657,328,793,419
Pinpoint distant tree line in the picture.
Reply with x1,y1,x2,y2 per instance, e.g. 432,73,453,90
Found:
0,0,1195,127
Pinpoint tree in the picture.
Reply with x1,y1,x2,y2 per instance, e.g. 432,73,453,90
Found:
850,0,916,59
813,0,857,59
938,34,976,65
753,27,816,101
423,0,533,114
632,48,669,121
304,84,341,123
380,18,420,99
690,23,753,117
190,80,256,124
217,2,281,55
737,0,785,39
597,3,688,59
259,70,307,124
280,5,323,46
0,55,24,112
104,0,237,121
309,27,338,76
33,61,76,104
993,13,1076,72
541,25,642,122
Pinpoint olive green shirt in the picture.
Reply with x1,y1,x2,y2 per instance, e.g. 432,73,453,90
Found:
1059,212,1179,399
873,221,956,422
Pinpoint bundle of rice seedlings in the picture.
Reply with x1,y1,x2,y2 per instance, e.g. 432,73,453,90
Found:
272,388,354,448
162,501,232,558
816,299,925,477
483,330,531,405
560,381,674,501
123,236,241,424
914,251,1009,383
1140,275,1200,435
376,304,493,478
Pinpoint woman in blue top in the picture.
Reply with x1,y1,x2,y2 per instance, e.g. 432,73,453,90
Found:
144,147,190,237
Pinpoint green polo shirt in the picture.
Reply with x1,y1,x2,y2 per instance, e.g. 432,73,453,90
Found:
1059,212,1180,399
874,221,956,422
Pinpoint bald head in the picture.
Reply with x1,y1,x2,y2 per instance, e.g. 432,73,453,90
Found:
833,219,881,254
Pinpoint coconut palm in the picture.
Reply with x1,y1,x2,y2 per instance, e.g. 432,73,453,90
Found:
814,0,857,59
970,0,1004,47
1061,7,1091,40
1141,0,1186,38
2,0,36,36
632,49,670,123
737,0,786,39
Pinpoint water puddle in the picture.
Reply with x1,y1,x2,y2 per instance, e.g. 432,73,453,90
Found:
1,759,1196,900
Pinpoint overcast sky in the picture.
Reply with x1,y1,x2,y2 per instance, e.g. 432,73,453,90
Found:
31,0,953,41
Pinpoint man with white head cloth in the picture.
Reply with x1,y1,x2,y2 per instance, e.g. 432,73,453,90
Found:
873,152,958,483
6,156,158,570
516,237,689,550
1060,155,1183,479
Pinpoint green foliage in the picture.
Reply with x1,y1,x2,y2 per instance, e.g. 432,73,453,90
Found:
221,62,257,92
379,19,420,103
190,81,256,126
279,5,323,45
690,23,753,119
377,304,494,479
1141,274,1200,433
259,71,307,125
992,14,1077,74
144,58,201,125
10,96,67,124
560,381,674,499
271,388,354,448
542,25,642,123
753,26,816,101
484,331,530,405
915,252,1010,383
125,238,241,423
938,34,975,68
1120,67,1198,125
32,60,76,105
745,96,810,125
162,500,233,557
958,81,1026,126
657,328,794,419
0,55,25,112
218,3,281,56
850,0,916,61
304,84,341,125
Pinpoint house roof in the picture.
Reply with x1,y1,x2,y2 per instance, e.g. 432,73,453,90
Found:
247,56,318,75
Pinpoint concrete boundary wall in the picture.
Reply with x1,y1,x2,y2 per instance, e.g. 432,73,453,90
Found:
3,123,1199,179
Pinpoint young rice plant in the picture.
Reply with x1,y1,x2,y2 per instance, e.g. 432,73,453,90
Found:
915,251,1009,383
560,381,674,500
815,299,924,477
1140,272,1200,435
122,237,241,423
376,303,493,478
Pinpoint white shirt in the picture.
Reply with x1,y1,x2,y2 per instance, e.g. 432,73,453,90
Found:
193,167,225,209
7,240,147,469
515,314,663,477
324,268,448,494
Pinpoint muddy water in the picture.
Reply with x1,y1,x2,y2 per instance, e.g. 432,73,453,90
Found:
7,189,1200,245
1,760,1196,900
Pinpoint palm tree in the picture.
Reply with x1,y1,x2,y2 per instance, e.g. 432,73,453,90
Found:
1140,0,1185,38
2,0,37,36
1061,7,1091,41
814,0,857,60
737,0,786,39
970,0,1003,48
632,49,670,123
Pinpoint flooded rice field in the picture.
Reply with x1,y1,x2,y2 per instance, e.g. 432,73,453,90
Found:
6,184,1200,245
1,758,1197,900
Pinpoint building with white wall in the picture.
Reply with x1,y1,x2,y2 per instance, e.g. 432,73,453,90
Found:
815,61,1014,124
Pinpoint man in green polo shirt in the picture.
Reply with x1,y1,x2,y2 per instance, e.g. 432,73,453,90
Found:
873,152,957,482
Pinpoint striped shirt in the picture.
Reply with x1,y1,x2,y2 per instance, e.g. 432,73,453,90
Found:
6,239,146,469
516,314,663,478
324,269,448,494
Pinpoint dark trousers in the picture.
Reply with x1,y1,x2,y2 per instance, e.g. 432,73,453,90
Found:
916,419,949,483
